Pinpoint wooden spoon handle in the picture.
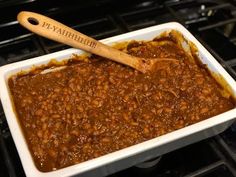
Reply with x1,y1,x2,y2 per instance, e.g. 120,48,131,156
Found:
17,11,142,71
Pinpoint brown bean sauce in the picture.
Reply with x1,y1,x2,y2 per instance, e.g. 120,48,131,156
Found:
8,36,235,172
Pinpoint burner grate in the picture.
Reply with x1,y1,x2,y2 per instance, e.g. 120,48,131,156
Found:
109,140,236,177
0,37,43,64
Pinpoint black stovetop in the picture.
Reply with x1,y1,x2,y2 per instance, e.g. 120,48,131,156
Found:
1,0,236,176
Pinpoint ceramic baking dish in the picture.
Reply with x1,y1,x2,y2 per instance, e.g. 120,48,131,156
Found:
0,22,236,177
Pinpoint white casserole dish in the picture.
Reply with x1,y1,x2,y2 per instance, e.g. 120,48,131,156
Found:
0,22,236,177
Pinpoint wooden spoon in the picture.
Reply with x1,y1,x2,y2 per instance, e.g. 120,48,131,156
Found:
17,11,178,73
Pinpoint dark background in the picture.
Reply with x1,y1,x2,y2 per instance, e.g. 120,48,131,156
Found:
1,0,236,176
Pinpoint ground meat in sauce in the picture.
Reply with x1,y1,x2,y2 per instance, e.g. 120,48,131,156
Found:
8,38,235,172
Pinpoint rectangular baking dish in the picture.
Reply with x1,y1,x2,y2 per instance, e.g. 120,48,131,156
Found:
0,22,236,177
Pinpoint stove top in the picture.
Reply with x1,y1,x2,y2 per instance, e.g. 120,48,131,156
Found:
1,0,236,176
